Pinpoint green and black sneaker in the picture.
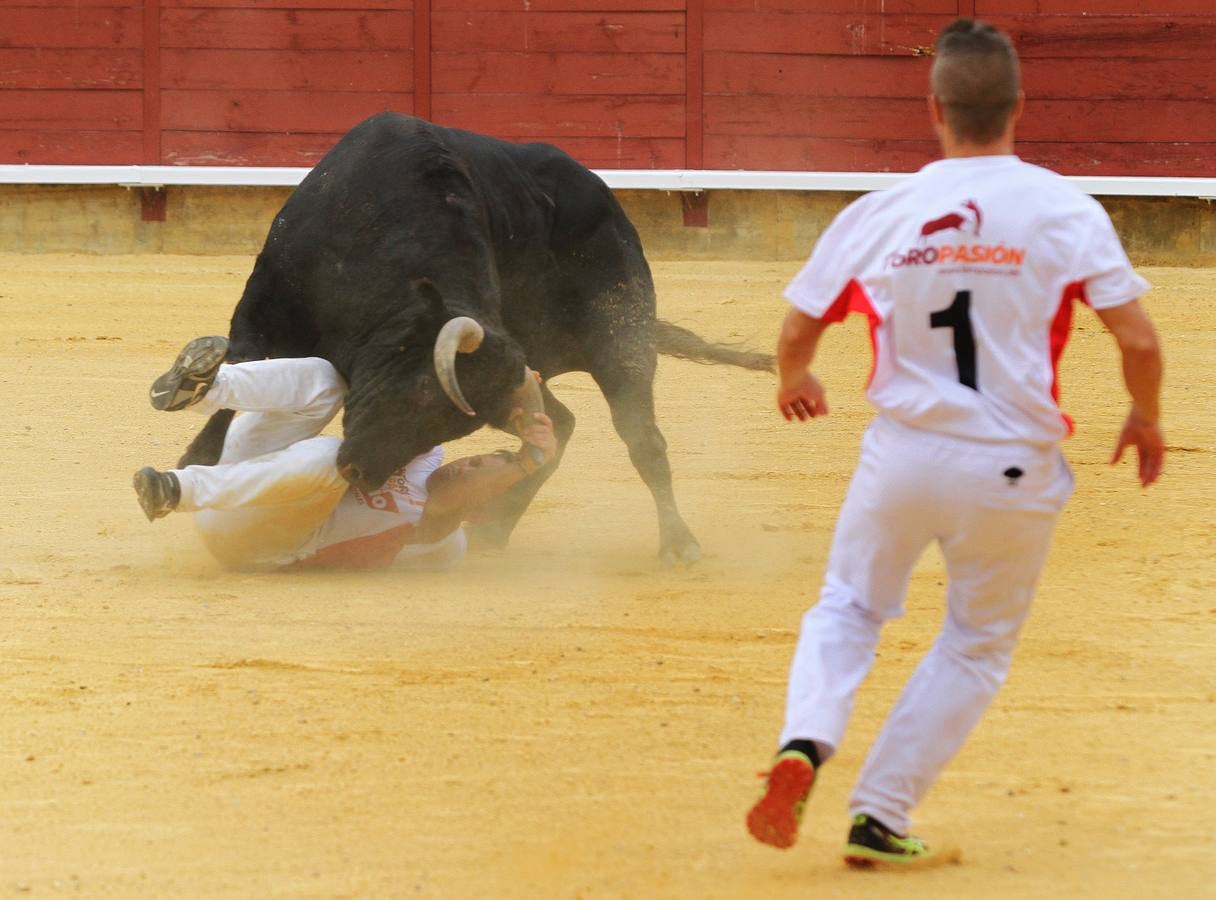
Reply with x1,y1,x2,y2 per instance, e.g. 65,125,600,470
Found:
844,814,955,869
149,335,229,411
133,466,181,522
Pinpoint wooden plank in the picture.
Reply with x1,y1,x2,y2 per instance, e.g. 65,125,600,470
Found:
707,0,954,10
161,129,346,165
978,1,1216,14
686,0,702,168
433,51,684,94
415,0,431,120
0,89,142,129
432,93,684,137
2,0,137,6
431,11,685,53
705,135,1216,178
705,52,931,97
706,53,1216,101
990,15,1216,58
1016,141,1216,176
708,94,1216,143
1019,98,1216,142
706,95,935,139
0,129,143,164
161,49,412,91
0,49,142,90
161,89,411,132
161,0,408,8
433,0,684,9
144,0,161,165
705,13,951,55
0,7,141,48
160,9,411,50
704,134,938,171
506,135,685,167
1021,57,1216,101
160,131,684,168
705,11,1216,57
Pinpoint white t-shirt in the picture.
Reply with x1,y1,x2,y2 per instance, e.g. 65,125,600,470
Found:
298,445,465,568
785,155,1148,446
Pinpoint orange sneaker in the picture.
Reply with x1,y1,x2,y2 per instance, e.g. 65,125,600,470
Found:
746,750,816,849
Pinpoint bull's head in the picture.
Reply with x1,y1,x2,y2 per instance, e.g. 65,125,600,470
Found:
335,280,538,491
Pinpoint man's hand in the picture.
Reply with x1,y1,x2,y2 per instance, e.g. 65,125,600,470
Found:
515,411,557,474
778,372,829,422
1110,409,1165,487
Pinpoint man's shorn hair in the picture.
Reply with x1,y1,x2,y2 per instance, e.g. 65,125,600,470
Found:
931,19,1020,144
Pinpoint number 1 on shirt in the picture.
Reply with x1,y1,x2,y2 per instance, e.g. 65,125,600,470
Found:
930,290,978,391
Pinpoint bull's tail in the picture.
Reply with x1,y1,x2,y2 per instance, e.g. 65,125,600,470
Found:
655,319,774,372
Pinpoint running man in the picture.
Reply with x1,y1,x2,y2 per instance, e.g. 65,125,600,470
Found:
133,336,556,570
746,19,1165,867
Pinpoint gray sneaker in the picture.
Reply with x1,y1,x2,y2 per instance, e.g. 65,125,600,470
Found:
149,336,229,411
133,467,181,521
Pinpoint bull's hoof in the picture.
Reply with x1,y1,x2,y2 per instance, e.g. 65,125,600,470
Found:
659,538,701,568
465,521,514,552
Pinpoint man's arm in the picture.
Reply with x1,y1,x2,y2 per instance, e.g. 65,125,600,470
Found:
777,307,832,421
1093,299,1165,487
412,412,557,545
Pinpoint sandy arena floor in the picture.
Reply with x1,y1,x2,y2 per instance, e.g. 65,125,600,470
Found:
1,254,1214,897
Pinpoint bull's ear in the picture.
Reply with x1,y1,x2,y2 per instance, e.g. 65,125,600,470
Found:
411,277,446,318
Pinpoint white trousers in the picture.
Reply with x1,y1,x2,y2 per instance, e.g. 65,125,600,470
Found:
780,415,1073,835
173,358,349,567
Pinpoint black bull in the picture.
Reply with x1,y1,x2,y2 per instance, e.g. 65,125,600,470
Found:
180,112,772,564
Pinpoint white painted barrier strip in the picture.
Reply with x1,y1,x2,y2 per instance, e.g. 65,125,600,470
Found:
0,165,1214,198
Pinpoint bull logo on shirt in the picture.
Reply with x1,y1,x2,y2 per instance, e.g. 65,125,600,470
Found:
920,199,982,240
353,487,399,514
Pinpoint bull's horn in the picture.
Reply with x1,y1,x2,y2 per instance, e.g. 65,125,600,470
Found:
433,316,485,416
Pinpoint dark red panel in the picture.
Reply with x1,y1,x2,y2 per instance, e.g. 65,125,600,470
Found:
160,9,411,50
0,129,143,163
705,52,931,98
1017,141,1216,176
0,7,141,48
162,0,408,8
433,52,684,94
508,135,685,167
0,89,142,129
705,13,950,54
990,14,1216,58
707,0,953,9
707,52,1216,101
704,134,938,171
706,95,933,139
0,49,142,89
1021,57,1216,100
9,0,137,5
685,0,702,168
162,129,347,165
1020,99,1216,142
144,0,160,165
162,49,412,91
978,1,1216,14
433,93,684,137
414,0,431,121
161,89,411,132
435,0,684,8
432,11,685,53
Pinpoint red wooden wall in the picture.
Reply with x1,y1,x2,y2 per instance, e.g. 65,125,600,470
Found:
1,1,1213,175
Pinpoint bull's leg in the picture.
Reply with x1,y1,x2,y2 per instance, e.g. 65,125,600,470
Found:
176,261,282,469
177,409,236,468
465,384,575,551
593,369,700,566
